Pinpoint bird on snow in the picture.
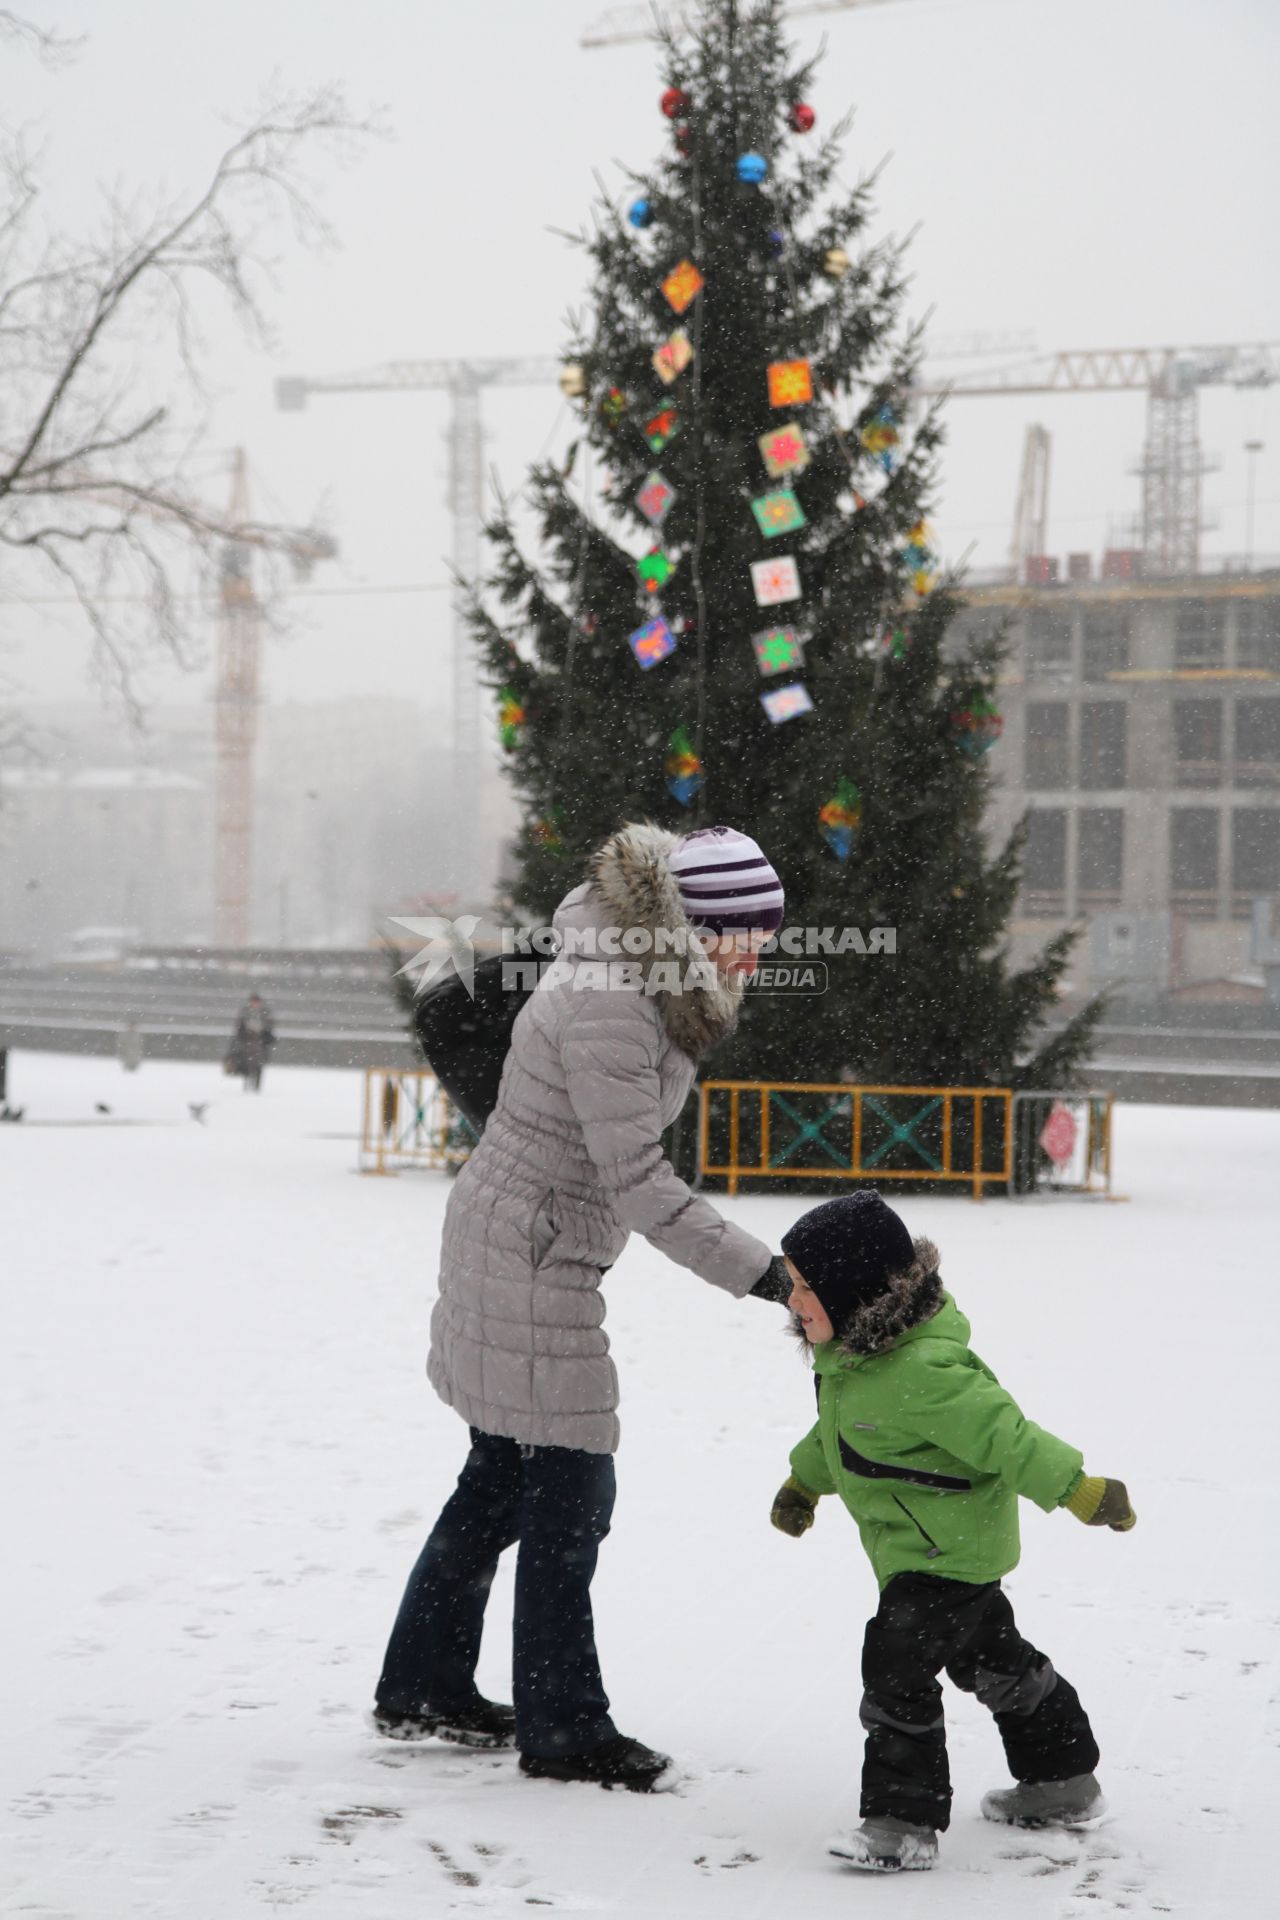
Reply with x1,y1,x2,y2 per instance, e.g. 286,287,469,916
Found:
188,1103,208,1125
94,1102,112,1115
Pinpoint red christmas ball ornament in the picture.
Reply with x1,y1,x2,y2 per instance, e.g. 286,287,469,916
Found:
674,122,693,156
789,101,816,133
661,86,689,119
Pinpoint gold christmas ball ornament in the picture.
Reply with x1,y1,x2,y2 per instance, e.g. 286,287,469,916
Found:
823,246,850,280
559,363,587,400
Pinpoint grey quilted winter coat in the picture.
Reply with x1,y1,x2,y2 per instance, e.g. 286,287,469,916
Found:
427,822,774,1453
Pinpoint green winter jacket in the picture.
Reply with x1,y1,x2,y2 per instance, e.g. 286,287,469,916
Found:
789,1291,1082,1589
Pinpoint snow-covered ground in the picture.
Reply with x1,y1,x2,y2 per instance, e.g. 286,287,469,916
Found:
4,1052,1278,1919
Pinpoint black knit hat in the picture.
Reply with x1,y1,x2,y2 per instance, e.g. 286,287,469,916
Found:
781,1191,915,1331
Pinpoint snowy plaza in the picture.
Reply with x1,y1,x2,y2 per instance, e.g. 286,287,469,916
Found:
3,0,1279,1909
4,1054,1277,1917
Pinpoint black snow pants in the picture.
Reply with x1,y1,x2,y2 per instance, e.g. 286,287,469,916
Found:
860,1572,1100,1830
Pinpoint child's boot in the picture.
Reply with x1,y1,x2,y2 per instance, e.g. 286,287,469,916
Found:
829,1817,939,1872
981,1772,1105,1828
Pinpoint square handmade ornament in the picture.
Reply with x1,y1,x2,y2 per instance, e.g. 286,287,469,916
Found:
533,812,564,852
752,626,804,676
903,520,934,593
497,689,526,752
665,725,703,806
636,546,677,594
951,692,1004,756
760,682,813,724
750,554,801,607
653,329,694,386
644,407,680,453
751,488,806,539
819,777,862,861
767,358,813,408
636,471,677,527
758,421,810,478
661,258,704,315
860,405,900,473
628,615,678,670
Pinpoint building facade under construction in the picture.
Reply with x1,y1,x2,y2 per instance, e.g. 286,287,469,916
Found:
960,560,1280,1002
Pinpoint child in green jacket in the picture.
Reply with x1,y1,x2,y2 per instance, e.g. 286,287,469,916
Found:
772,1190,1135,1874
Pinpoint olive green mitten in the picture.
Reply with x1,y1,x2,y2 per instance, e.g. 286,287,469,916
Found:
771,1475,821,1538
1064,1473,1137,1531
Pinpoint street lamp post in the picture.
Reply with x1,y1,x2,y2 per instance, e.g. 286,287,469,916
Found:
1244,439,1264,571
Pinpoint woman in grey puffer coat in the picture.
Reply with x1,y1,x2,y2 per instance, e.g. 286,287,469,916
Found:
374,823,790,1789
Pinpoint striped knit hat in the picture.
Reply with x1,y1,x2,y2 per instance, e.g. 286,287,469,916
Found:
667,826,785,935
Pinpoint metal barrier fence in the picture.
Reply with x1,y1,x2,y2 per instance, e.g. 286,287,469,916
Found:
1009,1090,1115,1199
358,1068,474,1176
698,1081,1014,1200
358,1070,1113,1196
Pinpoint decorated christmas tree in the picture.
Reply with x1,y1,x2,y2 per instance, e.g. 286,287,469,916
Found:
472,0,1100,1089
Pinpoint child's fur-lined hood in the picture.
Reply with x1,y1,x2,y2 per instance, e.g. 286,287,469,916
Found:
835,1238,944,1356
788,1237,944,1361
559,820,745,1062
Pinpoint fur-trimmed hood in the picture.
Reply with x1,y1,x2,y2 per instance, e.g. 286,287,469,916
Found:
833,1238,943,1356
551,821,745,1061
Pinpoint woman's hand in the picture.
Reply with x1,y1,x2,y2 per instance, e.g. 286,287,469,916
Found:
748,1254,791,1305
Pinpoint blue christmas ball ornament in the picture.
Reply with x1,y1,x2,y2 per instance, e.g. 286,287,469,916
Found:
767,227,785,257
628,197,654,230
736,151,768,184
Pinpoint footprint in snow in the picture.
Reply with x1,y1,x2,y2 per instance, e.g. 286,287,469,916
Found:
171,1802,236,1830
319,1804,403,1845
251,1880,317,1907
1053,1836,1172,1917
424,1838,560,1901
693,1843,760,1872
377,1508,423,1533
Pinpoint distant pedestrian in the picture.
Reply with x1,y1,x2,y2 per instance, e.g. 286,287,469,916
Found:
226,993,276,1092
117,1020,144,1073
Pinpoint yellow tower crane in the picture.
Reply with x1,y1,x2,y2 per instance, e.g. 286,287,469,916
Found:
214,451,335,947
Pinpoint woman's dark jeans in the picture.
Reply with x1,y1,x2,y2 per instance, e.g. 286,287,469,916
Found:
375,1427,619,1758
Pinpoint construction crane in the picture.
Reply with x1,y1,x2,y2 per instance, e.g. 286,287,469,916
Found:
912,343,1280,577
62,451,334,945
581,0,905,47
277,359,559,895
1010,424,1051,584
216,451,257,950
215,450,335,946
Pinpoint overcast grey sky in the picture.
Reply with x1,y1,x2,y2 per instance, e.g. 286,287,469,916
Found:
4,0,1277,722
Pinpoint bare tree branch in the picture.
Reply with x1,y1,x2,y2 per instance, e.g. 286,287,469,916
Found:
0,10,83,68
0,86,368,710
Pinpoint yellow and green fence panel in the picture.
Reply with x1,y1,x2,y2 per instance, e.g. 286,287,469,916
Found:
359,1068,476,1176
698,1081,1014,1200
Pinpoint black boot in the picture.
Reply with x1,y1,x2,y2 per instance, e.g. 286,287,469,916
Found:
519,1734,673,1792
372,1697,516,1749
